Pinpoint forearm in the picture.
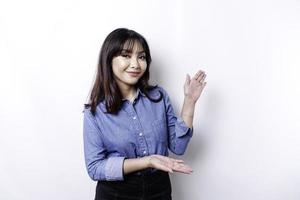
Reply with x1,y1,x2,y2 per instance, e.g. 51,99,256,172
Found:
180,97,196,129
123,156,150,175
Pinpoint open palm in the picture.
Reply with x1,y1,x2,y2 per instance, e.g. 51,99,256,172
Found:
149,155,193,174
184,70,207,103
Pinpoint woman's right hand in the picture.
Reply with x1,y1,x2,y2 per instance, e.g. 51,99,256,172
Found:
146,155,193,174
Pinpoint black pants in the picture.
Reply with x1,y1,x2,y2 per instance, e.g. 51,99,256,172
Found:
95,170,172,200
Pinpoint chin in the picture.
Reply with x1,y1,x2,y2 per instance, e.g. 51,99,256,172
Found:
126,77,140,83
127,80,139,85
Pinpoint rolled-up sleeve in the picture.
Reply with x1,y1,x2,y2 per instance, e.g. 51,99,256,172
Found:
175,117,194,138
83,109,125,181
160,87,194,155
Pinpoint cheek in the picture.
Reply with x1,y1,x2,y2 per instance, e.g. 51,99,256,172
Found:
140,61,147,71
112,58,128,71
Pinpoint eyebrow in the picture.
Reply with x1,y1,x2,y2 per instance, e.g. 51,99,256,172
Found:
121,49,145,54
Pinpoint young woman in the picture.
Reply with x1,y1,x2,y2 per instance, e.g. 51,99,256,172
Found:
83,28,207,200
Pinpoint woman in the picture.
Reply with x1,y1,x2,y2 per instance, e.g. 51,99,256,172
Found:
83,28,207,200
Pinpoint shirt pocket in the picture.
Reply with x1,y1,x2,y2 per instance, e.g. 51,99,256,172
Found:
151,117,168,142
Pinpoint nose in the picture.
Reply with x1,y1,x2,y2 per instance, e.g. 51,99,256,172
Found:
130,56,140,69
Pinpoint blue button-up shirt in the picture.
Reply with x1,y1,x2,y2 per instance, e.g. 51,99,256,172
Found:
83,86,193,181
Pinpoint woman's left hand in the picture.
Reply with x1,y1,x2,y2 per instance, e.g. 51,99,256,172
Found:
184,69,207,103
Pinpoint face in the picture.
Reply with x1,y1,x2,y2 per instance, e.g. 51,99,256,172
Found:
112,41,147,90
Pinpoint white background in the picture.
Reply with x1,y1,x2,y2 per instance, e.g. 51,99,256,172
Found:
0,0,299,199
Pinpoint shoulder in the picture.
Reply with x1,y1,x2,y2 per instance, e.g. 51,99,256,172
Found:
148,85,168,98
82,105,103,118
82,106,94,118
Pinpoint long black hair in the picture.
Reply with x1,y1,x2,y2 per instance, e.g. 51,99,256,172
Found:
84,28,163,115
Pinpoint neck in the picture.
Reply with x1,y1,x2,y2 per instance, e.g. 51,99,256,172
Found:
119,85,137,101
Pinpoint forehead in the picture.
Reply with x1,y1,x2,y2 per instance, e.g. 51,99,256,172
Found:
122,40,144,52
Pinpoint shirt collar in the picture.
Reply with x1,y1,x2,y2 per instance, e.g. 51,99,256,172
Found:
121,87,146,101
99,88,146,112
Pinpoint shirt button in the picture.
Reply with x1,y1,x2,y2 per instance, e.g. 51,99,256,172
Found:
133,116,137,120
139,132,143,136
143,151,147,154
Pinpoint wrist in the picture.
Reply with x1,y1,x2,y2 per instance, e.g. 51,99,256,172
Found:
181,113,194,118
141,156,152,168
184,96,196,104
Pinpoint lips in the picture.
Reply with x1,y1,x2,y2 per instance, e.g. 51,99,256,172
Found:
127,71,141,77
127,71,141,74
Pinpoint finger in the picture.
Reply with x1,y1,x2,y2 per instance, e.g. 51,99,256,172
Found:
192,70,200,80
201,73,206,80
161,156,185,166
171,162,194,174
173,167,193,174
173,163,193,172
183,165,193,172
156,163,174,173
175,163,192,169
176,168,193,174
196,72,206,82
180,170,193,174
186,74,191,84
197,70,205,76
193,70,202,80
199,82,207,88
163,166,174,173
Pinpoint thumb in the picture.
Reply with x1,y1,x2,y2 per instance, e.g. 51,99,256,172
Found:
185,74,191,85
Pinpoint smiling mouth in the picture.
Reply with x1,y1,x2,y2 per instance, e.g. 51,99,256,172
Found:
127,71,141,77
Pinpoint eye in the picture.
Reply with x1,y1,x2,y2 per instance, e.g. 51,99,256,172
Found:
121,54,130,58
139,55,146,60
